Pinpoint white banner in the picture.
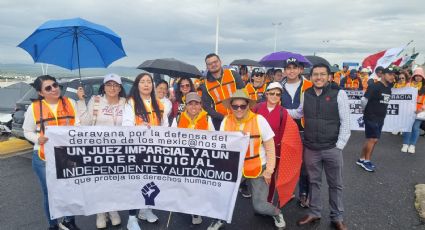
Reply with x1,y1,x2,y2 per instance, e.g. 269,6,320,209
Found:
347,87,417,132
44,126,249,222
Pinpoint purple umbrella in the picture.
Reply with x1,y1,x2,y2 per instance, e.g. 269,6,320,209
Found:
259,51,312,68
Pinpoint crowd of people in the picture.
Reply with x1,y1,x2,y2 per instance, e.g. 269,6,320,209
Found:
22,52,424,230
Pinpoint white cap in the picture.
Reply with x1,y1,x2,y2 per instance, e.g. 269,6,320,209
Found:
266,82,283,91
103,73,122,84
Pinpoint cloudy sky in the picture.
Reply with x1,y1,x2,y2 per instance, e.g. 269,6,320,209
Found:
0,0,424,70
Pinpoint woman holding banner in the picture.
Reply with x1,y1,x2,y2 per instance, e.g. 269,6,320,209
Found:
402,67,425,154
122,73,168,230
207,89,286,230
23,75,81,230
76,73,126,229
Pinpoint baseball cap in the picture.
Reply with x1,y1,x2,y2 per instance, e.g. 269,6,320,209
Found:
382,66,398,74
103,73,122,84
266,82,283,92
284,57,301,68
252,68,266,75
185,92,201,104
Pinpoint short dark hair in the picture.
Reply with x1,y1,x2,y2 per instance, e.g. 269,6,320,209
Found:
375,66,384,74
205,53,220,62
273,69,282,75
156,79,169,89
310,63,331,76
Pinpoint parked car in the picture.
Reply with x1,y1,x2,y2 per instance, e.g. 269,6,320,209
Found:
11,76,134,138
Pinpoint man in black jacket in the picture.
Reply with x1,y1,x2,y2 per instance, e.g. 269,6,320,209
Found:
297,63,351,230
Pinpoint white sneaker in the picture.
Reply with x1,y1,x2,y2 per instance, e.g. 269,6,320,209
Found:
96,213,107,229
273,213,286,229
408,145,415,154
126,216,141,230
191,215,202,225
108,211,121,226
138,208,158,223
207,220,225,230
401,144,409,153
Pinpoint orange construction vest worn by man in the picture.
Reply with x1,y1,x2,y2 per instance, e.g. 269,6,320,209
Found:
201,53,245,130
32,97,75,160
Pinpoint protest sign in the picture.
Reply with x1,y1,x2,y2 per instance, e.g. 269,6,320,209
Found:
44,126,249,222
347,87,417,132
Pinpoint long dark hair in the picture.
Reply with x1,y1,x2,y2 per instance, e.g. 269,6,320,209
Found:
33,75,68,113
98,83,126,97
128,73,162,124
175,76,195,103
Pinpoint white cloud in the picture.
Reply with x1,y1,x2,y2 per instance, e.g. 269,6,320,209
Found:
0,0,424,71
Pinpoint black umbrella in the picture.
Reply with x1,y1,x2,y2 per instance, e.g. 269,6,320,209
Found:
137,58,201,78
230,59,263,67
305,55,331,67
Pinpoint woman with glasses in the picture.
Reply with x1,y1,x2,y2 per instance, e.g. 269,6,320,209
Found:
172,76,195,121
207,89,285,230
394,71,410,88
122,73,168,230
23,75,81,230
245,68,267,102
76,73,126,229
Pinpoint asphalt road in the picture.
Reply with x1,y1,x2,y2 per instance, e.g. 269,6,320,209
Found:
1,131,424,230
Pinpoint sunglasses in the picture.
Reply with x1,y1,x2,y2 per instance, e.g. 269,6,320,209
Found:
180,84,190,88
231,104,248,110
267,92,281,97
253,74,264,78
44,82,59,92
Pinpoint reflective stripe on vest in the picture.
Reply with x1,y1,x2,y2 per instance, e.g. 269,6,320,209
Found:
205,69,237,115
32,97,76,161
300,79,313,128
223,113,262,178
417,95,425,111
177,110,209,130
245,83,266,101
130,98,164,126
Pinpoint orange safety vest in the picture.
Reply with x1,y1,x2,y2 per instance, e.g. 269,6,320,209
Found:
130,98,164,126
333,70,349,86
177,110,209,130
361,77,369,91
223,112,263,178
344,77,360,90
32,97,75,160
245,83,267,101
300,79,313,128
205,69,237,116
417,95,425,111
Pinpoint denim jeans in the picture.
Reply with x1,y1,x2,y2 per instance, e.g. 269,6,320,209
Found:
402,119,423,145
32,151,74,226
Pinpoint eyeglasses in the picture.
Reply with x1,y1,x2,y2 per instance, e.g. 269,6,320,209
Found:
180,84,190,88
267,92,281,97
44,82,59,92
105,83,120,88
231,104,248,110
206,59,220,66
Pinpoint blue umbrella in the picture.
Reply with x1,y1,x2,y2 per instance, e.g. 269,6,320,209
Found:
259,51,312,68
18,17,126,80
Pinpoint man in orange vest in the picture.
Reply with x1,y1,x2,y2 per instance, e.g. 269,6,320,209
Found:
201,53,245,130
207,89,285,230
340,69,363,90
333,65,350,86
